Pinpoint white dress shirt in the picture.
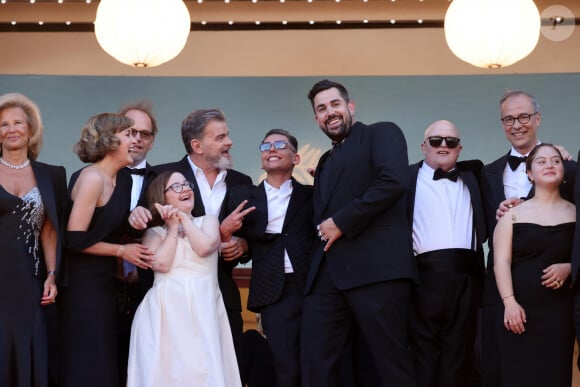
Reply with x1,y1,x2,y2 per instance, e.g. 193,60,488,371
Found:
187,158,227,217
502,146,536,200
412,163,475,255
264,179,294,273
128,160,147,210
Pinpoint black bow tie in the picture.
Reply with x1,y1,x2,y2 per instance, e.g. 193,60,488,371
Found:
507,155,527,171
126,167,146,176
433,168,458,182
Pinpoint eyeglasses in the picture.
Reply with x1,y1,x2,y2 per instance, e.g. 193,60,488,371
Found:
259,140,295,152
130,128,154,140
426,136,461,149
500,112,538,126
164,181,194,193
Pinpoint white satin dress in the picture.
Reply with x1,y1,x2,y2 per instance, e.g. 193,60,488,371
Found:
127,218,241,387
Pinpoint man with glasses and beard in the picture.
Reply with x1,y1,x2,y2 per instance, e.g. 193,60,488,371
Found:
407,120,486,387
300,79,417,387
128,108,253,376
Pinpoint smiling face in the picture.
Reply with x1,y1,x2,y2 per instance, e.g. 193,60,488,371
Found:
260,133,299,175
312,87,355,143
526,145,564,187
113,127,137,166
198,119,233,170
0,107,30,154
164,172,195,213
500,93,540,155
421,120,462,172
125,109,154,167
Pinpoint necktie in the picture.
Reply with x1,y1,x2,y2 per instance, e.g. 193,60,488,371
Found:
507,155,527,171
126,167,146,176
433,168,458,182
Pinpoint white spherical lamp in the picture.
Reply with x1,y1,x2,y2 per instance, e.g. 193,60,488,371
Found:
444,0,541,69
95,0,191,68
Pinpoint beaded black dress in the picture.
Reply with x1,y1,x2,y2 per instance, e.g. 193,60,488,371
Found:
58,170,131,387
0,186,48,387
497,222,575,387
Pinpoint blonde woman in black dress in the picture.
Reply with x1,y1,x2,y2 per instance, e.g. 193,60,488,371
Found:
0,93,67,387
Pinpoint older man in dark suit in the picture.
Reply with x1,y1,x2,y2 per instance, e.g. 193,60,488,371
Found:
224,129,313,387
300,79,417,387
407,120,486,387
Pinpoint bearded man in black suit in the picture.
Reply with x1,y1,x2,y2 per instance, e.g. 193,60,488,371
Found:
300,79,417,387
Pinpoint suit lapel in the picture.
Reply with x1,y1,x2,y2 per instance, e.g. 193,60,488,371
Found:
460,169,486,245
283,179,308,230
253,182,269,233
407,162,421,226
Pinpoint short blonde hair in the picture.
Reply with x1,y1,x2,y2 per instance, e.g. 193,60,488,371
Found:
73,113,133,163
0,93,44,160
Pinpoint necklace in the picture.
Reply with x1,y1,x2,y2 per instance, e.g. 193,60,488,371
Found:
0,157,30,170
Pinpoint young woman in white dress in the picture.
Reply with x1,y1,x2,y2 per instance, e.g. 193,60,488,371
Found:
127,171,241,387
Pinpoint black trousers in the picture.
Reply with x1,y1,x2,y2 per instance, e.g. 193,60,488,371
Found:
260,274,303,387
300,259,415,387
410,249,483,387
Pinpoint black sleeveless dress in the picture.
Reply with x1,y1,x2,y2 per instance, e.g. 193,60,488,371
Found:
59,170,131,387
0,187,47,387
497,222,575,387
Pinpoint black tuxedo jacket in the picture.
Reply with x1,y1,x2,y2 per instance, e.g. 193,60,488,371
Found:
407,160,487,255
481,151,576,303
305,121,417,293
31,160,68,278
227,179,314,312
153,156,253,311
121,163,159,293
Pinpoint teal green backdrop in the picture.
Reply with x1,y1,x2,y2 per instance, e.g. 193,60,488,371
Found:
1,74,578,183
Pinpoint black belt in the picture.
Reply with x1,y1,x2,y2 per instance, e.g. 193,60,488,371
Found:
415,248,483,276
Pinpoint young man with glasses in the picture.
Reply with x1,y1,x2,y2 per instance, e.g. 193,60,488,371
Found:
408,120,486,387
479,90,576,387
222,128,313,387
116,100,159,387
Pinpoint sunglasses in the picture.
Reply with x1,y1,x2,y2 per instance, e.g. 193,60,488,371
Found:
130,128,154,140
259,140,295,152
426,136,461,149
164,181,194,193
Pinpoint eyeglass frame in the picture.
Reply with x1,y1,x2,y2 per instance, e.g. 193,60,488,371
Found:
164,181,194,193
425,136,461,149
500,112,538,126
259,140,296,152
130,128,155,140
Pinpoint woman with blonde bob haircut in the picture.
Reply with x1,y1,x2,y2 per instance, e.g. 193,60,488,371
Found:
0,92,67,387
59,113,155,387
